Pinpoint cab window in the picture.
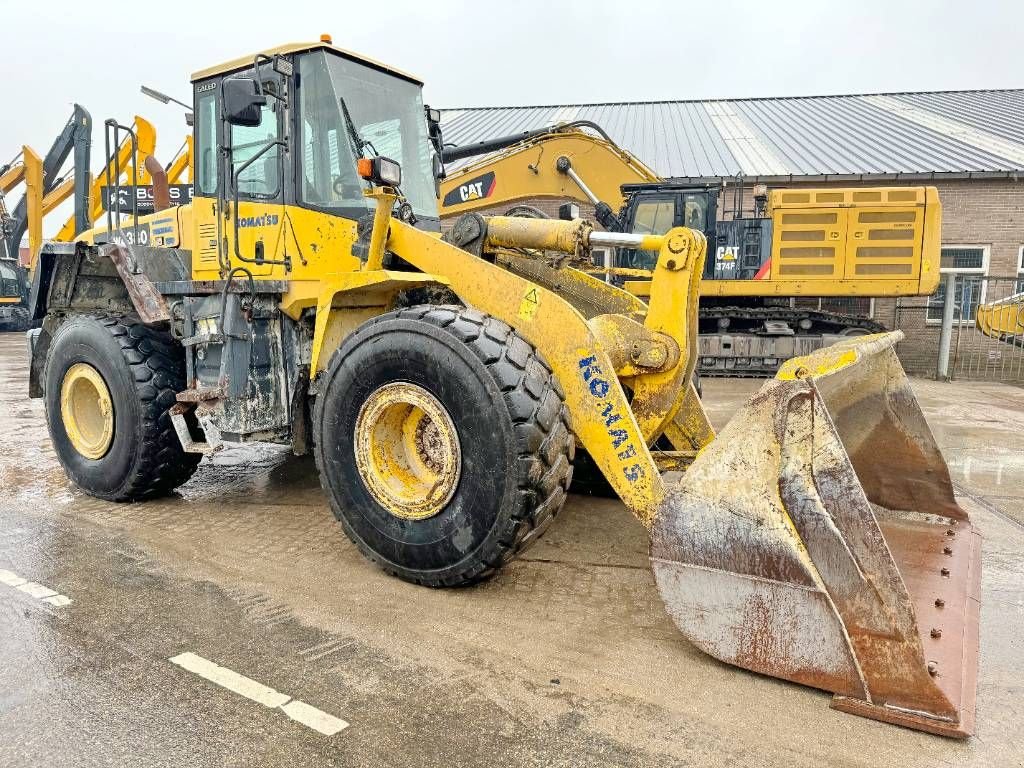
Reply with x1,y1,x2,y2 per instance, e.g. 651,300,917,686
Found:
682,194,708,231
626,197,676,270
231,102,281,199
632,199,676,236
195,90,217,196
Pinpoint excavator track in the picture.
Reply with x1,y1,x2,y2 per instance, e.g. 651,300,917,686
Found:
698,305,887,377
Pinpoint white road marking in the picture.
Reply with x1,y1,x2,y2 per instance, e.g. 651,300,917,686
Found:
0,568,72,606
17,582,58,600
0,569,27,587
279,700,349,736
169,652,349,736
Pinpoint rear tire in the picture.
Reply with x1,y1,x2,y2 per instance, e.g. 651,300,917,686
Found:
313,305,574,587
43,314,201,501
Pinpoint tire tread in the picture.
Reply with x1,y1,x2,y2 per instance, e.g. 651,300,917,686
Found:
315,305,574,587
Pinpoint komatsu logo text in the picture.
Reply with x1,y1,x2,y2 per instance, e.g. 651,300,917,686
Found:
578,354,645,483
237,214,280,229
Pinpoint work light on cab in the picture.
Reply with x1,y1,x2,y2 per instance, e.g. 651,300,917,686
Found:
358,156,402,187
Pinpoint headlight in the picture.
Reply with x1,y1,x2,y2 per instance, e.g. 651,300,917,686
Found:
357,156,402,188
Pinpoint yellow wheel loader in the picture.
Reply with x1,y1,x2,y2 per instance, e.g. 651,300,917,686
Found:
977,291,1024,346
24,39,979,737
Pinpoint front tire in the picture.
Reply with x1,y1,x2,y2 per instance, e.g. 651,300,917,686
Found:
43,314,200,501
313,305,573,587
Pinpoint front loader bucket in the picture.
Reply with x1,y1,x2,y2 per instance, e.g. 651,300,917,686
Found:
651,332,980,737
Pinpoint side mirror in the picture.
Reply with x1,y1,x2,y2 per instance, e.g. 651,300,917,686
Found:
223,78,266,127
425,104,444,156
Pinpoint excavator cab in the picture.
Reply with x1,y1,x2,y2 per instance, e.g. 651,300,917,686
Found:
617,183,775,282
617,183,718,271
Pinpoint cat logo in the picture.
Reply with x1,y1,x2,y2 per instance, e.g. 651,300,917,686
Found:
441,171,496,208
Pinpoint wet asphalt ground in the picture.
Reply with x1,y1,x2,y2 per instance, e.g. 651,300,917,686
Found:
1,331,1022,767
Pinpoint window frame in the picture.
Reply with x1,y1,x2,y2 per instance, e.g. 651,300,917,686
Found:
194,87,219,197
1016,246,1024,293
925,244,990,325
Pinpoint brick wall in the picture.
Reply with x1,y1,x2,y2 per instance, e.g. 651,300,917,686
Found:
440,178,1024,380
876,178,1024,377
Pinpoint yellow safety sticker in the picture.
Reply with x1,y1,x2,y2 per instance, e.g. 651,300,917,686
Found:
519,287,540,320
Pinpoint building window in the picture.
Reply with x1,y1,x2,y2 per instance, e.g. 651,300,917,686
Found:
926,246,989,323
1017,246,1024,293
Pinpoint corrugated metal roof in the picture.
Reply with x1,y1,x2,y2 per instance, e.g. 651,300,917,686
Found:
440,89,1024,182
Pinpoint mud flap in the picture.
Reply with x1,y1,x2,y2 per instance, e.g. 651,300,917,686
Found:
650,332,980,737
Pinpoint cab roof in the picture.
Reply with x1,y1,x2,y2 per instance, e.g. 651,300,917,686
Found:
190,41,423,85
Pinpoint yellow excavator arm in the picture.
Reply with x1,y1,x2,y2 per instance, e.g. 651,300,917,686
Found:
0,147,43,263
440,123,659,221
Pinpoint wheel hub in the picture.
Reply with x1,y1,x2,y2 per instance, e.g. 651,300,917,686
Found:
354,382,462,520
60,362,114,460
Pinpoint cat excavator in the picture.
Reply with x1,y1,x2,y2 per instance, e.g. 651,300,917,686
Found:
24,38,978,737
439,123,942,376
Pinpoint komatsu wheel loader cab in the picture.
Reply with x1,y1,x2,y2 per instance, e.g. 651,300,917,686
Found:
25,39,979,738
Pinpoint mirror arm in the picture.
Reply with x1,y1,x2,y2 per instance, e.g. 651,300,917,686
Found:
250,54,289,107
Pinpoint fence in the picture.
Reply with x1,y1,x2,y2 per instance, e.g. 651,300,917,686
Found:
946,275,1024,382
888,274,1024,385
894,274,1024,384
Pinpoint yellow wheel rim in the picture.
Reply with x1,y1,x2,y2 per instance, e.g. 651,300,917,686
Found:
60,363,114,460
354,382,462,521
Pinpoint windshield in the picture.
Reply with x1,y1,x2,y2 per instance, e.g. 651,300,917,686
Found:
0,262,19,298
624,192,710,270
296,50,437,220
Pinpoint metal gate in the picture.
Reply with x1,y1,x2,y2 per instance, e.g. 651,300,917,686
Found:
946,275,1023,383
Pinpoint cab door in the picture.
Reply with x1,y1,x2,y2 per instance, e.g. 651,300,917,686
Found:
224,94,286,277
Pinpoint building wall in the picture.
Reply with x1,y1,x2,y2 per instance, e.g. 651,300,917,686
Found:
441,178,1024,379
876,178,1024,377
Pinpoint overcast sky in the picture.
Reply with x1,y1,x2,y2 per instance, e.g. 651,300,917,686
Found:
3,0,1021,232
